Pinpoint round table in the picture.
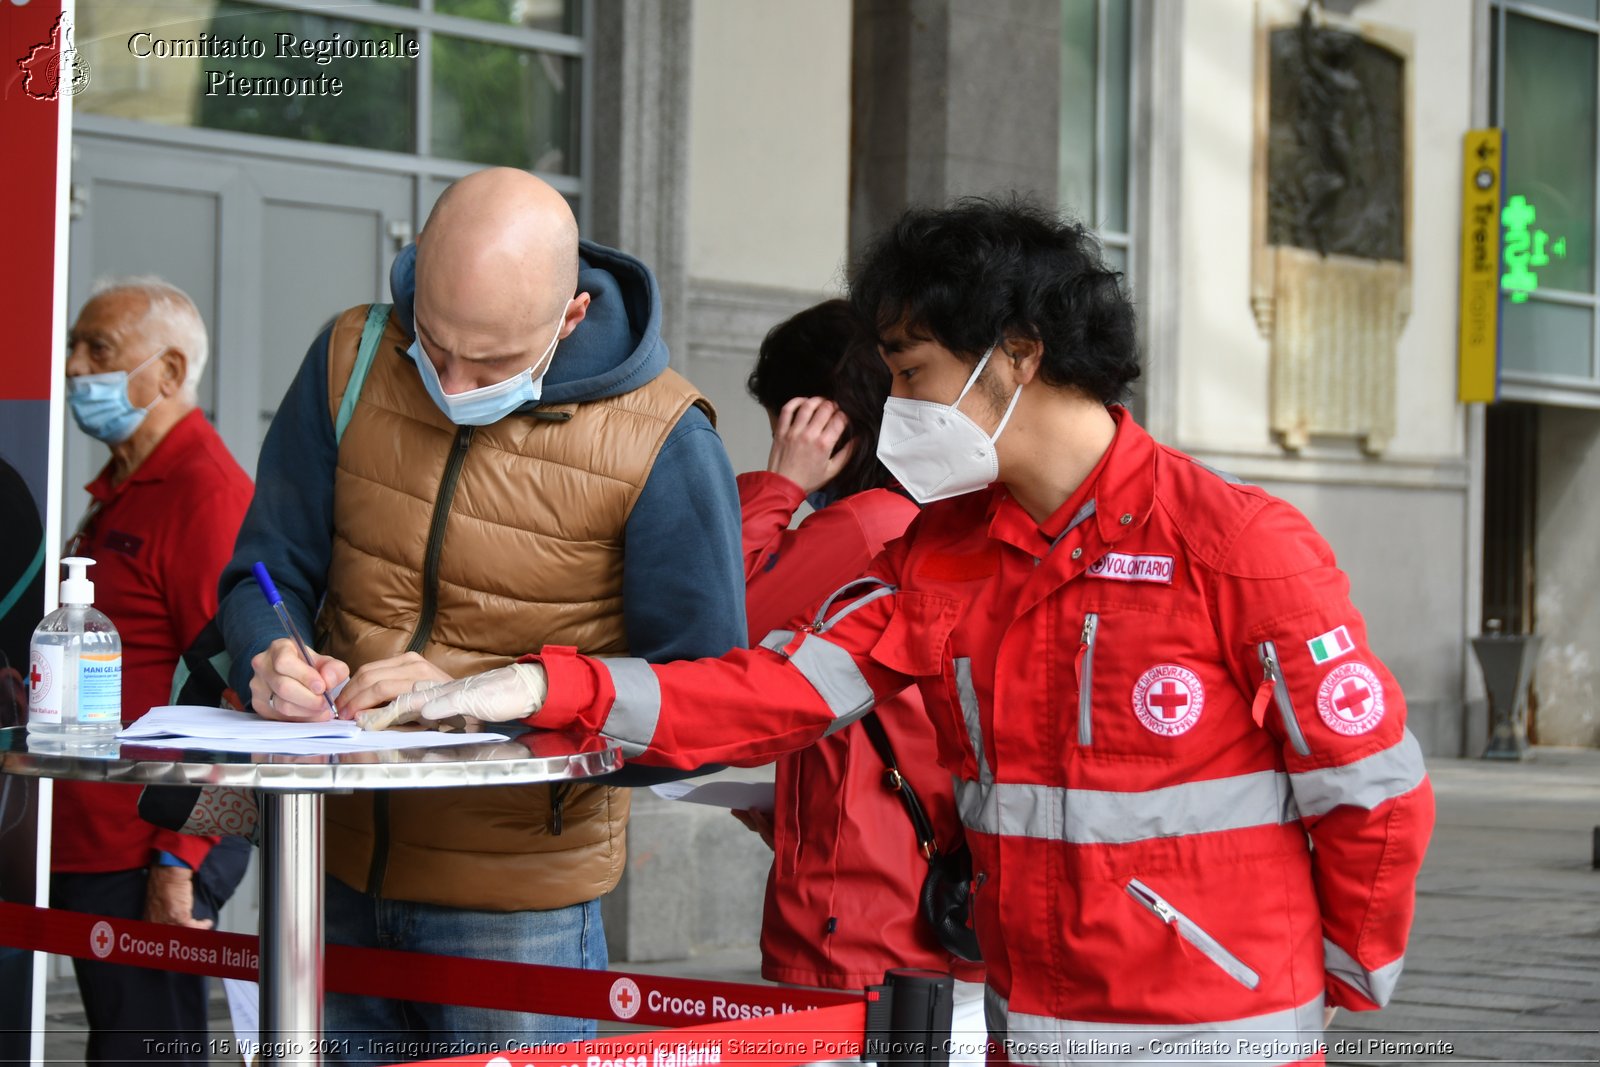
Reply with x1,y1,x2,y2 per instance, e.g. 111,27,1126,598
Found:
0,726,621,1065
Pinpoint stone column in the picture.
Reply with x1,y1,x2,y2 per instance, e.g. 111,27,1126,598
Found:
589,0,694,369
849,0,1061,259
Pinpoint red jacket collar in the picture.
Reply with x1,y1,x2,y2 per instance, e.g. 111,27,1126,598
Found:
981,405,1158,557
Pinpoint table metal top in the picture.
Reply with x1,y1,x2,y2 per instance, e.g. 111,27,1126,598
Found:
0,726,621,792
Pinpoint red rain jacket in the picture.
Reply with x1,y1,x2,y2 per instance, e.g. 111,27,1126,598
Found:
539,409,1434,1066
738,471,981,988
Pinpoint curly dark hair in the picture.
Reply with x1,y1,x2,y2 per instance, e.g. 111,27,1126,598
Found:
746,299,898,499
849,196,1140,404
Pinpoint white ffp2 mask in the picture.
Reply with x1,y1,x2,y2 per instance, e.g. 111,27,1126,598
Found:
875,345,1022,504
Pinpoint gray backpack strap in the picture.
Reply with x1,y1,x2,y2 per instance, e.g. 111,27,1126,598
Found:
335,303,392,447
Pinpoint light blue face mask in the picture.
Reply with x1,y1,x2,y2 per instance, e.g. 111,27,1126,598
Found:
66,350,166,444
406,311,565,427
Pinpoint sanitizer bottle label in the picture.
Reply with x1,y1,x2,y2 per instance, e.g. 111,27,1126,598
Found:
78,653,122,724
27,646,63,724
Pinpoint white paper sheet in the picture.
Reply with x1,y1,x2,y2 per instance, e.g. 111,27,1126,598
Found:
221,977,259,1066
121,706,356,740
650,780,776,811
118,705,509,754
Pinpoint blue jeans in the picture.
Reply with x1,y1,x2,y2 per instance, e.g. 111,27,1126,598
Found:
325,876,607,1066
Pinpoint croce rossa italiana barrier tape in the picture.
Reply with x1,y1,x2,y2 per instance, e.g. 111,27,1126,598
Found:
0,901,860,1027
0,901,887,1065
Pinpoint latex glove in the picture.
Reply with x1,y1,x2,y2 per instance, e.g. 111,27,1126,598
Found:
359,663,547,731
334,651,452,720
355,679,447,731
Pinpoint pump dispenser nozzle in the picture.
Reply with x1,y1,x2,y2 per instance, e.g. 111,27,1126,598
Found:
59,556,96,606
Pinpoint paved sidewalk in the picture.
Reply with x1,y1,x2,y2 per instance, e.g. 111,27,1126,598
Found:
1325,747,1600,1066
39,749,1600,1065
623,750,1600,1064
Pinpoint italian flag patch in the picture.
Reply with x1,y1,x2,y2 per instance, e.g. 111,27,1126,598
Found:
1307,625,1354,665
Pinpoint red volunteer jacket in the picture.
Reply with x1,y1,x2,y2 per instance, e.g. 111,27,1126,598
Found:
738,471,981,988
53,410,254,873
537,409,1435,1066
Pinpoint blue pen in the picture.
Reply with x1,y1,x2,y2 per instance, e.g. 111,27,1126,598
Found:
252,561,339,717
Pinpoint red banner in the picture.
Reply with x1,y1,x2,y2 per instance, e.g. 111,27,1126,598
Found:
0,0,68,401
0,902,863,1029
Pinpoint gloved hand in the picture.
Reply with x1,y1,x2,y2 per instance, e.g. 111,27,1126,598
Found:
358,663,548,731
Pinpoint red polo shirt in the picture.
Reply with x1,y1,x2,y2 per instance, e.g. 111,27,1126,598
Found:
51,409,253,873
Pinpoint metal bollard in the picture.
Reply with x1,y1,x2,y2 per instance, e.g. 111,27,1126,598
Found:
863,969,954,1067
1472,622,1542,761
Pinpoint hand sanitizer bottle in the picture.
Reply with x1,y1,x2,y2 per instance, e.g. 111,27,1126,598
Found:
27,557,122,739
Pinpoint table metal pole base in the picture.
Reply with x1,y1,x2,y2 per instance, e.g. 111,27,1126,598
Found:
260,792,324,1066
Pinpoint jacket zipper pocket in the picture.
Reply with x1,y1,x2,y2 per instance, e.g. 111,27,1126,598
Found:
1257,641,1310,757
1125,878,1260,990
1076,613,1099,746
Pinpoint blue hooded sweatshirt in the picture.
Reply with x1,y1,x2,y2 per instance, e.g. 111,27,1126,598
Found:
216,241,747,751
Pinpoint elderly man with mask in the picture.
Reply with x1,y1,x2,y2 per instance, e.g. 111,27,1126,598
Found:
53,278,254,1064
216,168,745,1064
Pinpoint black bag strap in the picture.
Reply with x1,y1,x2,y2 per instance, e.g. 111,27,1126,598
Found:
859,712,940,859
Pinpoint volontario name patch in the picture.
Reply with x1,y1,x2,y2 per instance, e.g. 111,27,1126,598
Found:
1086,552,1174,584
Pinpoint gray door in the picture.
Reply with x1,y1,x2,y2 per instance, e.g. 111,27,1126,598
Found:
57,134,414,958
63,133,415,533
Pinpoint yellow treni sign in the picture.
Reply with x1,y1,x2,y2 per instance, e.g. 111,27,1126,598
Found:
1458,129,1502,404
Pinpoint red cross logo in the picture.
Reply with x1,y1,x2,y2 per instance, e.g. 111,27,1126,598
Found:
29,665,43,692
1317,662,1385,736
1132,664,1205,737
609,977,642,1020
89,921,114,959
1147,680,1190,722
1332,679,1373,721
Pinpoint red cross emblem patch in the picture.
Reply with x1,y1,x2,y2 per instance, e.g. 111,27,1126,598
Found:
609,976,642,1020
1317,662,1386,736
1132,664,1205,737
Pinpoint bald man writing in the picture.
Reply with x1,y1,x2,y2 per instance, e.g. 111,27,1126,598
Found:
216,169,746,1064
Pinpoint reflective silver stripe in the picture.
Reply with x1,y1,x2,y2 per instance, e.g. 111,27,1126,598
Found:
953,657,992,782
1191,457,1247,485
759,629,795,653
984,982,1007,1042
1291,729,1427,818
812,577,895,632
986,986,1326,1066
1258,641,1310,757
1323,938,1405,1007
1048,500,1098,550
598,658,661,758
787,633,875,731
955,770,1298,845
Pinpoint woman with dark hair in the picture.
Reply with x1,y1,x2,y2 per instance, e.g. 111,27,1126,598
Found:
736,299,986,1063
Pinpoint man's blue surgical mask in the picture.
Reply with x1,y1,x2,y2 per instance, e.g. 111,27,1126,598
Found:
406,309,566,427
66,350,167,444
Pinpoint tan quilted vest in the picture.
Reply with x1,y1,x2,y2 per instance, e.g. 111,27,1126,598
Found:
317,304,714,911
